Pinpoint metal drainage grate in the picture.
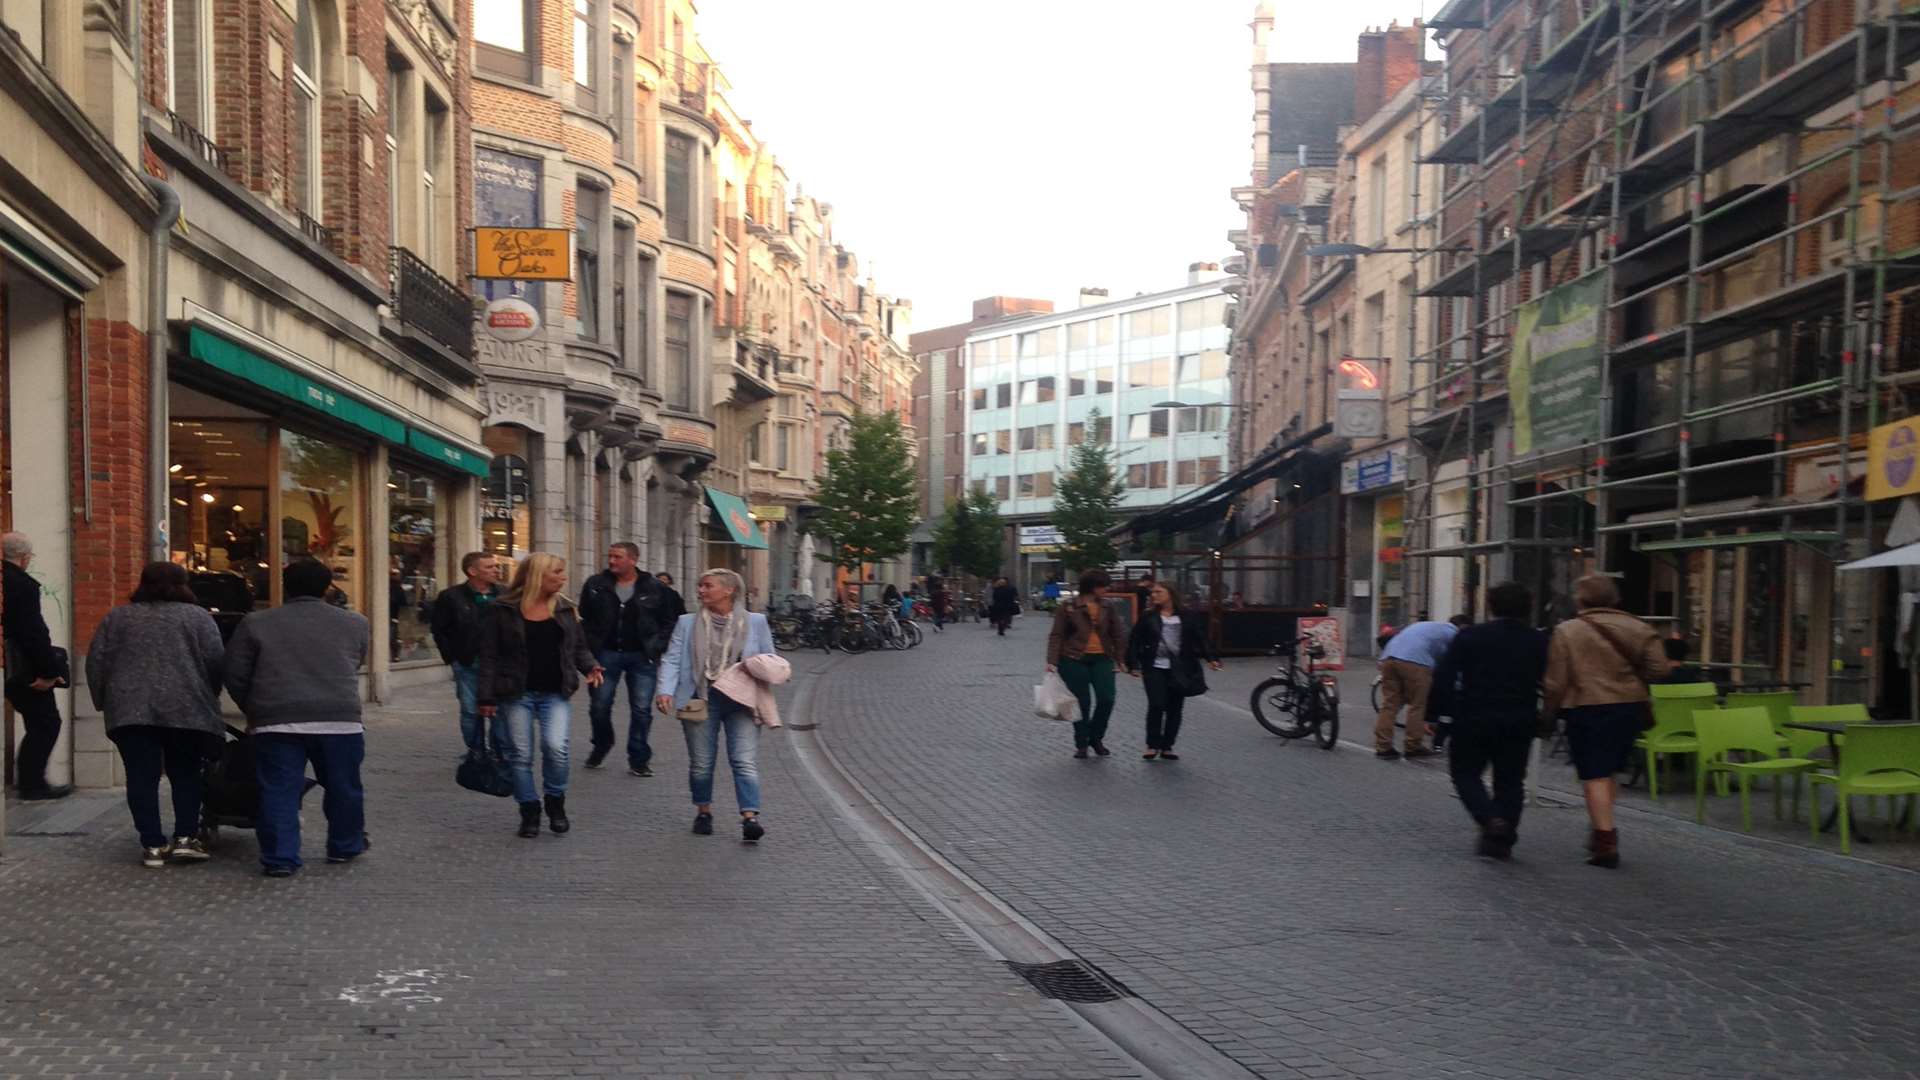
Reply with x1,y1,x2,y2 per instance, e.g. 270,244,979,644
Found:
1004,959,1134,1003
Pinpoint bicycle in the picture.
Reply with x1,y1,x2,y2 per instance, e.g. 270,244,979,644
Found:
1249,636,1341,749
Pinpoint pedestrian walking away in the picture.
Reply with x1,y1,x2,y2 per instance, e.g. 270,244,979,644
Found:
1374,613,1470,759
1125,581,1221,761
86,562,228,867
477,553,605,839
654,568,779,842
1541,573,1671,868
3,532,72,800
655,572,687,622
1427,582,1548,859
430,551,505,758
989,576,1020,636
1047,570,1130,759
223,558,373,878
578,542,674,776
927,572,949,630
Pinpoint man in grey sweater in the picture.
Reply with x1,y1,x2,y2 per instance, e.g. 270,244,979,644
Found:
224,558,370,878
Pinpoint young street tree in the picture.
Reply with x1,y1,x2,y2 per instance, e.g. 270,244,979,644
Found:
811,410,919,576
1053,409,1124,573
933,488,1004,583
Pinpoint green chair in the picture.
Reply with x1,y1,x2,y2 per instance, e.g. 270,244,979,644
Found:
1783,704,1866,819
1807,723,1920,854
1693,707,1820,831
1724,690,1797,754
1637,684,1717,800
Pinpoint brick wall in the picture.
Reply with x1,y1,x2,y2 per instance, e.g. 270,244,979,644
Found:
69,318,149,653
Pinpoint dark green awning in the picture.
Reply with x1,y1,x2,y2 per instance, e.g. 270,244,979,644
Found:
704,487,768,549
407,427,490,478
1636,531,1840,554
187,326,407,444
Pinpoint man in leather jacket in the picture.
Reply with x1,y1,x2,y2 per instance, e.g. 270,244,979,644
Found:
577,543,673,775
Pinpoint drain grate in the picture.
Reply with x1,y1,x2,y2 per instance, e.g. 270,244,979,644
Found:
1004,959,1134,1003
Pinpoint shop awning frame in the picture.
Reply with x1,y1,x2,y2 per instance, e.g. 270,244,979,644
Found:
1115,422,1335,540
1839,540,1920,571
704,486,768,549
1635,530,1841,554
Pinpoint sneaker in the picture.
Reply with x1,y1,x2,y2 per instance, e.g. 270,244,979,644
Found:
262,865,297,878
628,765,653,778
168,836,210,863
1073,748,1089,759
741,816,765,843
141,845,168,869
584,747,610,769
692,812,713,836
1375,748,1403,760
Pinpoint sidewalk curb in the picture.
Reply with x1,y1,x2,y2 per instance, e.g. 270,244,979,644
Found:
785,654,1264,1080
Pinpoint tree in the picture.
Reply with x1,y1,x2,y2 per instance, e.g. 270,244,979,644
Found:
933,488,1004,583
811,410,919,575
1053,408,1124,573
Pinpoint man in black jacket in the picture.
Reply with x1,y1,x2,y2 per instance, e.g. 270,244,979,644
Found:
430,552,504,756
1428,581,1548,858
655,571,685,622
3,532,70,800
579,543,673,775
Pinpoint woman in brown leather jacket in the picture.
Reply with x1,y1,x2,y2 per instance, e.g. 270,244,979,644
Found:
1046,569,1132,758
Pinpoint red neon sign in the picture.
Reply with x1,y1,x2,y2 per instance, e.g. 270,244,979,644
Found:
1337,358,1379,390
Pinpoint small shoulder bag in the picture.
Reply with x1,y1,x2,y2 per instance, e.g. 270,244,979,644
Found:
1577,615,1657,731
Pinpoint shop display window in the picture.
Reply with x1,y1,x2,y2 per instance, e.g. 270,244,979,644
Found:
389,464,440,662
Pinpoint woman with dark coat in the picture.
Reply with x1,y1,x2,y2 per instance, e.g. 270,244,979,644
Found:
86,562,227,867
1125,582,1221,760
477,553,603,838
988,577,1020,635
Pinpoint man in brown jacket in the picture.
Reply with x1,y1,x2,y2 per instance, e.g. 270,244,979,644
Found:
1540,574,1671,868
1046,570,1132,758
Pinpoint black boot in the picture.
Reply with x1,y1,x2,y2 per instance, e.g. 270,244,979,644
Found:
517,801,542,838
543,795,570,835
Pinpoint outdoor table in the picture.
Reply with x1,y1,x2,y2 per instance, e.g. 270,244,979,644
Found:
1779,719,1919,843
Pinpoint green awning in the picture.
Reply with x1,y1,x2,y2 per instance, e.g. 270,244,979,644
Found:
705,486,768,549
187,326,407,444
1636,530,1840,554
407,427,490,478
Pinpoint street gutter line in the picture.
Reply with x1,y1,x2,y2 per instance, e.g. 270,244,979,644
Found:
785,655,1266,1080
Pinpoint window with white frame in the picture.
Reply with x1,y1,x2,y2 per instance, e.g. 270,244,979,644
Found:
573,0,597,109
167,0,215,133
475,0,537,81
1368,156,1388,245
291,0,322,218
575,183,604,340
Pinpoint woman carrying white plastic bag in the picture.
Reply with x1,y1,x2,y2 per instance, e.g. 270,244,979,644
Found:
1033,671,1079,722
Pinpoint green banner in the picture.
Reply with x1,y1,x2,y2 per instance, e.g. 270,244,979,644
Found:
1510,276,1605,459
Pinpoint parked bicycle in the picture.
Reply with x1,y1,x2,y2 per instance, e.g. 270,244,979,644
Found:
1250,635,1341,749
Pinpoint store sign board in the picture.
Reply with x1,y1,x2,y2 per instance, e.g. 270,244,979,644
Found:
1298,615,1345,671
473,227,572,281
1511,276,1604,459
1869,418,1920,501
1019,524,1063,554
187,327,406,444
663,421,714,449
1340,448,1405,494
750,505,788,522
481,297,541,341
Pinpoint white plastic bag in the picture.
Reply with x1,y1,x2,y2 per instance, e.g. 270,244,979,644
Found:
1033,671,1080,722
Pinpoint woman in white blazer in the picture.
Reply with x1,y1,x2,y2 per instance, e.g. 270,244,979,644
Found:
654,568,778,842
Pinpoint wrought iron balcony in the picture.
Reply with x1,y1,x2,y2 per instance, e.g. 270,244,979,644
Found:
166,110,230,175
389,245,474,360
298,210,339,255
662,50,709,114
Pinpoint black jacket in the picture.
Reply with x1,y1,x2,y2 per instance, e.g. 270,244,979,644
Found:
1426,618,1549,733
1126,607,1218,678
429,582,500,666
2,560,60,683
475,598,599,707
577,571,673,658
989,584,1020,618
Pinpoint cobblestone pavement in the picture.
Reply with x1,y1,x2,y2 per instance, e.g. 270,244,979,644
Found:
817,617,1920,1080
0,671,1137,1080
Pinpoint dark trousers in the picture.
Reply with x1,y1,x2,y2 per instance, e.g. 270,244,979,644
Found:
588,650,658,769
1448,722,1533,834
6,682,62,792
1058,655,1116,748
1142,668,1188,750
255,732,366,869
111,725,210,848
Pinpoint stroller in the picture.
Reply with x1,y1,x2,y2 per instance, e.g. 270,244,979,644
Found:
198,723,316,844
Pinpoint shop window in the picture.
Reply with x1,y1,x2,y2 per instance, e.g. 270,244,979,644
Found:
168,419,273,608
279,428,362,611
476,0,538,82
388,465,440,663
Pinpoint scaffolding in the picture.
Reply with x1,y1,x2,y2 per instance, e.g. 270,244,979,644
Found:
1398,0,1920,699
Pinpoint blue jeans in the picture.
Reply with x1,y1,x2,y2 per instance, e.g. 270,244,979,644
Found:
588,650,657,769
111,725,211,848
255,732,366,870
503,691,571,802
453,662,509,755
681,690,761,813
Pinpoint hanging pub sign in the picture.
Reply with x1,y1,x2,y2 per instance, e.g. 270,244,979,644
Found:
472,227,573,281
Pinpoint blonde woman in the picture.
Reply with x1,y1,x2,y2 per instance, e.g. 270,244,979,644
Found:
654,569,778,842
477,553,603,838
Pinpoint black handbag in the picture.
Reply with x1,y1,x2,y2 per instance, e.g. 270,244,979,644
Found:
1167,658,1208,698
456,730,515,798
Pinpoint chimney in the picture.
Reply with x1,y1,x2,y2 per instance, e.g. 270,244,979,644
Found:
1077,287,1110,308
972,296,1056,322
1354,21,1425,124
1187,262,1225,286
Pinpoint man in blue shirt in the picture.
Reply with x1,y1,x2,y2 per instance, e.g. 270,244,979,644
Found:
1374,613,1471,759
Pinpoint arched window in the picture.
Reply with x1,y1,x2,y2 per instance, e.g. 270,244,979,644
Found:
291,0,322,217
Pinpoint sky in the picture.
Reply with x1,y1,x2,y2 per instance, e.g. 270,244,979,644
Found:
697,1,1437,331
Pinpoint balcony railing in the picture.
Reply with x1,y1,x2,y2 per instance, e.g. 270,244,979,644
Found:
166,110,230,175
298,210,339,255
390,246,474,359
662,50,709,114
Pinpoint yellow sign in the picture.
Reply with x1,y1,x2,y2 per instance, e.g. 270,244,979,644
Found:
1868,417,1920,501
472,227,573,281
749,505,788,522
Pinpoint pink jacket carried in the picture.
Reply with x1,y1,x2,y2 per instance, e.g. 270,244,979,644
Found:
709,652,793,728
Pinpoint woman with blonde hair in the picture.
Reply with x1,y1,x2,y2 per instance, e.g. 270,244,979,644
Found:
655,568,780,842
478,552,603,838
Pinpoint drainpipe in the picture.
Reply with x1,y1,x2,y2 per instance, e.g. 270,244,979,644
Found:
144,176,180,561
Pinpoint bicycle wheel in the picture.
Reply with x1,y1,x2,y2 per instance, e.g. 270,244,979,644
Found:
901,621,923,648
1369,676,1381,713
1311,685,1340,749
1250,677,1311,738
839,625,871,654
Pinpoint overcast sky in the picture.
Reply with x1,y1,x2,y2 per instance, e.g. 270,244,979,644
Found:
698,1,1434,330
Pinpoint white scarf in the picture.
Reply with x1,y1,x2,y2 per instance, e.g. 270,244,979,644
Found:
693,606,746,692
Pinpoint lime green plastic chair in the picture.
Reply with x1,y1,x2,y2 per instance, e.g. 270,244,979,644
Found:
1724,690,1797,754
1693,707,1820,831
1807,723,1920,854
1783,704,1866,818
1637,684,1717,800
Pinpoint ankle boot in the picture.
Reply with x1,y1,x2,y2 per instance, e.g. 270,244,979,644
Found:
543,795,570,835
1586,828,1619,868
1478,818,1514,859
517,801,542,838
